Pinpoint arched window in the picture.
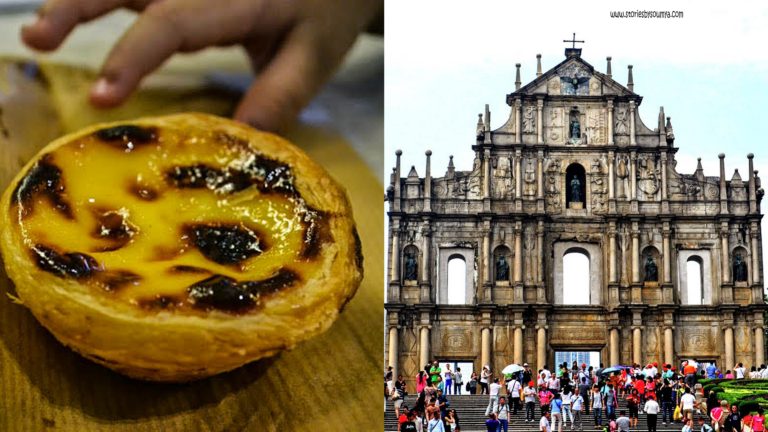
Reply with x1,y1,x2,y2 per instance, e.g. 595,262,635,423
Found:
563,249,590,304
565,163,586,208
686,257,704,305
447,256,467,304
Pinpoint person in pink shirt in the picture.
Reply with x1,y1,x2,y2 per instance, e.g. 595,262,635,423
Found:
539,387,554,417
417,370,428,394
754,409,766,432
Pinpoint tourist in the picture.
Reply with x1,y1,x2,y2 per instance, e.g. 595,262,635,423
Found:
579,377,592,415
454,368,463,395
523,364,534,385
542,365,552,380
605,383,618,420
707,363,718,379
394,375,407,417
626,388,640,429
761,364,768,379
591,384,604,426
724,404,741,432
616,410,631,432
734,363,747,379
711,400,728,432
551,392,564,432
507,375,522,414
725,370,734,379
698,416,715,432
540,385,554,417
681,418,693,432
486,413,500,432
436,376,445,393
469,372,478,395
401,410,418,432
539,372,549,389
562,386,574,429
481,366,491,395
436,389,449,420
679,388,697,421
444,364,454,395
449,409,461,432
525,381,538,422
754,409,766,432
444,409,456,432
706,389,719,417
750,366,760,379
430,361,443,386
541,412,552,432
428,411,446,432
634,374,646,404
485,378,502,416
644,394,660,432
572,386,585,430
497,396,511,432
660,379,675,425
682,361,697,389
417,370,428,394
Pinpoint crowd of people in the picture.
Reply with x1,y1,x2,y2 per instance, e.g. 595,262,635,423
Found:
385,359,768,432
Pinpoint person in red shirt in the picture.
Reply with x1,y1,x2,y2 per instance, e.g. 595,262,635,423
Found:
683,362,697,389
633,376,646,404
626,388,640,429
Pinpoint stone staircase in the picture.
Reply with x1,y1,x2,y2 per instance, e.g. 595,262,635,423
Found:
385,395,705,432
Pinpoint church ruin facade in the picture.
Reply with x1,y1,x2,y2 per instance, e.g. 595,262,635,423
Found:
384,47,766,390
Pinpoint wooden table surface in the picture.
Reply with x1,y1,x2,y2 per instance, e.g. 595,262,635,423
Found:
0,11,384,430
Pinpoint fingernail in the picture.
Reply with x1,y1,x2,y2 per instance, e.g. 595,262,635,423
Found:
91,77,112,98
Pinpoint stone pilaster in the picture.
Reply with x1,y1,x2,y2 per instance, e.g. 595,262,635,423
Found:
536,97,544,144
515,98,522,144
629,100,636,146
388,326,399,377
419,325,431,368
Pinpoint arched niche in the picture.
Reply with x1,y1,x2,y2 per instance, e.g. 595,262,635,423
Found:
553,242,602,305
731,245,750,283
492,245,512,284
565,163,586,209
641,245,661,283
438,247,475,305
402,244,420,282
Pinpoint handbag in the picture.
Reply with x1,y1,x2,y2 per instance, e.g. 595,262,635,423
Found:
674,406,682,421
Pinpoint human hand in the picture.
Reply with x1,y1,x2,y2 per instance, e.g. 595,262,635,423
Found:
21,0,382,132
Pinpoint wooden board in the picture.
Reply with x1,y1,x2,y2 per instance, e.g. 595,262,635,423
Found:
0,60,384,431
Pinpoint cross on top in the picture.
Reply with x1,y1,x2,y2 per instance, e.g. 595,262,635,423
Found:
563,32,585,49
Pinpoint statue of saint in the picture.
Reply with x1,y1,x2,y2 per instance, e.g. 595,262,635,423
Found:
404,251,418,281
496,255,509,281
570,176,582,203
733,254,748,282
644,256,658,282
570,119,581,139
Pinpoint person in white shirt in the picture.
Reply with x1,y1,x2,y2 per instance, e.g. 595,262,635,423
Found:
760,364,768,379
541,366,552,380
507,377,522,414
548,375,561,392
735,363,746,379
485,378,502,416
679,388,697,421
497,396,511,432
525,381,538,422
561,388,574,430
572,392,584,430
644,395,660,432
540,411,552,432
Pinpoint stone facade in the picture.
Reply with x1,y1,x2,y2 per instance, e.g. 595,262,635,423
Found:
384,48,767,391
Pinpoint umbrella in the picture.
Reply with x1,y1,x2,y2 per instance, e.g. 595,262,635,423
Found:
502,364,525,375
599,365,632,376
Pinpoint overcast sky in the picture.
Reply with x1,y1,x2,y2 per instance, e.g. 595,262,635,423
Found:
384,1,768,299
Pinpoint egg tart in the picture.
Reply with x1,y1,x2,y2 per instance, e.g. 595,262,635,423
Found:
0,113,363,381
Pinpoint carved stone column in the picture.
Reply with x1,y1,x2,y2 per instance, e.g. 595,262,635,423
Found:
536,98,544,144
724,326,734,371
610,327,620,366
419,325,431,368
662,224,672,284
630,151,637,201
721,222,731,285
660,152,668,201
755,326,765,367
482,225,492,302
537,325,548,371
664,327,674,366
388,326,399,377
537,150,544,200
751,222,761,287
421,221,432,303
629,100,637,146
631,224,640,284
481,327,492,369
537,220,545,285
608,150,615,200
633,326,642,365
719,153,728,214
607,98,614,145
514,221,523,283
608,221,617,283
515,149,523,199
514,326,524,364
424,150,432,212
483,149,491,207
515,98,522,144
391,220,401,284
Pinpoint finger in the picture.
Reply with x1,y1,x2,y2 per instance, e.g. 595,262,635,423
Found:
89,0,275,108
21,0,150,51
234,24,336,133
